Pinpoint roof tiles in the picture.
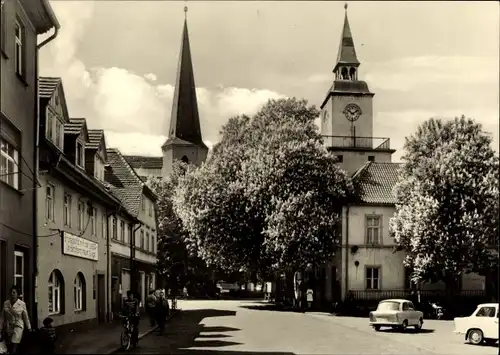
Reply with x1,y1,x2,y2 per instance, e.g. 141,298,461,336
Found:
124,155,163,169
65,118,86,135
352,162,403,205
39,77,60,98
87,129,104,149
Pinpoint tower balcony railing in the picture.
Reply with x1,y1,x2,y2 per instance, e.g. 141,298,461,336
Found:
322,135,391,150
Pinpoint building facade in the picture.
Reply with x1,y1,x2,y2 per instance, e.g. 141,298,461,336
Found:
318,5,487,306
36,77,140,328
0,0,58,325
105,149,158,315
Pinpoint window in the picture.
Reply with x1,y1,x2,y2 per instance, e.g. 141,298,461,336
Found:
366,267,380,290
476,306,496,317
145,232,149,251
63,193,72,227
141,196,146,212
46,110,54,141
0,138,19,189
335,155,343,163
91,207,97,236
366,216,381,245
151,234,155,253
140,230,145,249
101,211,105,238
14,20,24,77
48,270,63,315
120,221,125,242
45,184,55,221
55,120,63,149
14,250,24,299
74,273,85,311
148,199,153,217
77,201,85,231
368,156,375,162
76,142,84,167
112,218,117,240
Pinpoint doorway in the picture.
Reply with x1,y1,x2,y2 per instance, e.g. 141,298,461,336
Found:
97,274,106,323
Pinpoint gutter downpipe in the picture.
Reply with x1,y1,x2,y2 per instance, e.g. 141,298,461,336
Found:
344,205,349,302
34,16,60,328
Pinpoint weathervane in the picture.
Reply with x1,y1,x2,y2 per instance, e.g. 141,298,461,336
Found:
344,2,348,11
184,0,188,19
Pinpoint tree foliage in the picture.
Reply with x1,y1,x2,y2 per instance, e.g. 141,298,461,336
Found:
173,98,355,276
389,116,499,284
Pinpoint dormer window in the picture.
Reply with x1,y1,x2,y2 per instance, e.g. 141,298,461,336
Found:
94,156,105,181
76,141,84,168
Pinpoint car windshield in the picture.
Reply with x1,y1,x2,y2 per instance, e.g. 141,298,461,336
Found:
377,301,400,311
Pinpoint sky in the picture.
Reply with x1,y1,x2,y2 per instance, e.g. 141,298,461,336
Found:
40,1,499,161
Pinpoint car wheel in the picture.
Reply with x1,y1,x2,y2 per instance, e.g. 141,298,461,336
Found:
414,318,423,330
468,329,484,345
399,320,408,331
373,325,381,331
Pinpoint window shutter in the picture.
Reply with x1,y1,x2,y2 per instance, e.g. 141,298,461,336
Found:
379,215,383,245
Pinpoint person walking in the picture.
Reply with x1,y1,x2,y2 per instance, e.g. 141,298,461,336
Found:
0,286,33,354
39,317,57,354
155,291,170,335
122,290,140,348
146,291,157,327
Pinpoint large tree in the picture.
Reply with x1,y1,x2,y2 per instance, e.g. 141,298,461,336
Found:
173,98,355,276
390,116,499,288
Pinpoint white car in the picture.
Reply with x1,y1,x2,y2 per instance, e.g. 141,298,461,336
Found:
369,299,424,331
454,303,499,345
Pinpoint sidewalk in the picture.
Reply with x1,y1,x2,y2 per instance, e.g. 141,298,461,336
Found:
24,310,181,355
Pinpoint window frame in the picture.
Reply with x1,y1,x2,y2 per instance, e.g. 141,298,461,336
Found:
150,234,155,254
91,207,97,236
74,274,83,312
140,230,145,249
77,200,85,231
14,18,25,78
145,232,149,251
63,193,72,227
112,217,117,240
48,271,61,315
45,183,55,222
365,266,381,290
365,215,382,245
0,137,20,190
14,250,24,299
55,119,64,149
45,108,54,141
75,141,84,168
120,220,125,242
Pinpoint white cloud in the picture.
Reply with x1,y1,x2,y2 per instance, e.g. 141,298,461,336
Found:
40,2,284,156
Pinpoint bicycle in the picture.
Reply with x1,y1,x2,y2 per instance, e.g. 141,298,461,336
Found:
120,315,137,351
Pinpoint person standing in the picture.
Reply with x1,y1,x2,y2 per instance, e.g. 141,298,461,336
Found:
155,291,170,335
146,291,156,327
0,286,33,354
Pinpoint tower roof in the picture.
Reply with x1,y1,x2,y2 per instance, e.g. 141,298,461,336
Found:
334,4,360,71
166,14,207,149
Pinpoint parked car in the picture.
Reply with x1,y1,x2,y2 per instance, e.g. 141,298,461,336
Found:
369,299,424,331
216,281,239,295
454,303,499,345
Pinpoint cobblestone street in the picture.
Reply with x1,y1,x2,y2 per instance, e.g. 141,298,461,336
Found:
113,300,498,355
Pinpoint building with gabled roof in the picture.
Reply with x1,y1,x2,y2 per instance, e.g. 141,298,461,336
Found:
0,0,59,326
37,77,141,329
105,148,158,311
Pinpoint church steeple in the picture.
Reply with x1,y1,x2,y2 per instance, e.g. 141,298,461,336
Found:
165,5,207,149
333,3,360,81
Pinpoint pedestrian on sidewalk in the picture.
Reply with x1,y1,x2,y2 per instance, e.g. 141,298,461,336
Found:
155,291,170,335
146,291,157,327
122,290,140,347
39,317,57,354
0,286,33,355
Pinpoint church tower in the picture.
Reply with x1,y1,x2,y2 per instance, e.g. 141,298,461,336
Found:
320,3,394,175
162,6,208,178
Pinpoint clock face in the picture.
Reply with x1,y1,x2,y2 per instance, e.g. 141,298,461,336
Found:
343,103,362,122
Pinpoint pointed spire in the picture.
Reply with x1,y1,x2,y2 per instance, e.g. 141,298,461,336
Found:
334,2,360,72
167,5,207,149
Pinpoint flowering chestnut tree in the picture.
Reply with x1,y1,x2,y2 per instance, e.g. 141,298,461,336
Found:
390,116,499,287
174,98,355,275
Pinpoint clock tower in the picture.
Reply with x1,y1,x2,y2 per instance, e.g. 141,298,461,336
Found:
320,3,394,174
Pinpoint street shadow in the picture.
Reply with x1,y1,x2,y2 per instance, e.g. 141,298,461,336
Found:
239,303,304,313
378,328,435,334
201,326,241,332
196,333,232,339
175,351,295,355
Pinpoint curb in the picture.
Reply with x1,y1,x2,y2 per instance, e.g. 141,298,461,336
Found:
105,309,182,354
